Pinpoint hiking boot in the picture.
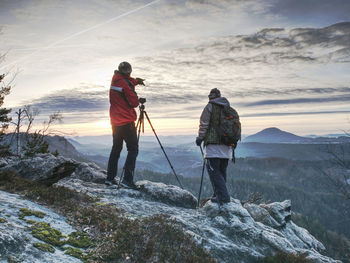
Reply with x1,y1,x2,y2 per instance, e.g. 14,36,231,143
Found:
120,180,140,190
211,196,230,205
210,196,219,203
219,199,231,205
105,179,118,186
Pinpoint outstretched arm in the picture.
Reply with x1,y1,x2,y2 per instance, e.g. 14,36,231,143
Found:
129,77,145,86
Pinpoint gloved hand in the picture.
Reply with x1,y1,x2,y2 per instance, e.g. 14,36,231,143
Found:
136,78,145,86
195,137,203,146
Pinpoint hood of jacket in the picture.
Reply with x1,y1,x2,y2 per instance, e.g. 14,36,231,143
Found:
113,70,131,80
209,97,230,107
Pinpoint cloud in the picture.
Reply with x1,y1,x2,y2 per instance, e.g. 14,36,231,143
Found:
15,22,350,115
241,110,350,118
135,22,350,79
23,84,109,112
17,82,203,121
244,94,350,107
269,0,350,24
138,82,207,105
133,23,350,112
229,87,350,99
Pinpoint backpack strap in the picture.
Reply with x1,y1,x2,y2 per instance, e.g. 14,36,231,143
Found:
204,103,222,146
124,78,139,104
110,78,137,108
110,85,132,107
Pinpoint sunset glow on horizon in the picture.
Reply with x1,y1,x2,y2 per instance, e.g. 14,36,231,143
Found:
1,0,349,137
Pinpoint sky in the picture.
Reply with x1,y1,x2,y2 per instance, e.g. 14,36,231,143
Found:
1,0,350,137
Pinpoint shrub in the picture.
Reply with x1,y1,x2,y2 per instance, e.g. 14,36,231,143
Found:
261,251,312,263
22,132,49,157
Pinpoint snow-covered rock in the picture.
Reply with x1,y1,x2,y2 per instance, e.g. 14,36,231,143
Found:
137,180,197,208
244,200,292,229
57,178,339,262
0,154,107,185
0,159,7,168
0,155,341,263
0,154,78,185
67,161,106,183
0,190,82,263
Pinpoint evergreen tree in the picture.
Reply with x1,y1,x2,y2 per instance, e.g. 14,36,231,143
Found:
0,74,12,156
21,110,62,158
22,131,49,158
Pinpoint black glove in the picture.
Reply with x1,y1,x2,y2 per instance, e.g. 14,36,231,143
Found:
136,78,145,86
195,137,203,146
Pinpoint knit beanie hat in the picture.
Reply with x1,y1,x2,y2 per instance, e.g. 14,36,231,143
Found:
208,88,221,99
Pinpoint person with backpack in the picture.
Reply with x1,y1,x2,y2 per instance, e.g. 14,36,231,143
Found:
196,88,241,205
105,61,145,189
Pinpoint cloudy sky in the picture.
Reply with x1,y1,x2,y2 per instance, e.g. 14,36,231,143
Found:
1,0,350,136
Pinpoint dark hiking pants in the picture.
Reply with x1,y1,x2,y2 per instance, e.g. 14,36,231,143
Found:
206,158,230,204
107,122,138,183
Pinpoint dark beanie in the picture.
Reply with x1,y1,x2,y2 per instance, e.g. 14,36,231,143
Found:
208,88,221,99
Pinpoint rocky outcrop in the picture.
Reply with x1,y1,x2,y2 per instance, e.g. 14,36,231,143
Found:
202,200,331,262
0,154,341,263
0,154,78,185
0,154,107,186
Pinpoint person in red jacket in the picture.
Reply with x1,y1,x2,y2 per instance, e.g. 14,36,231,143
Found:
105,61,145,189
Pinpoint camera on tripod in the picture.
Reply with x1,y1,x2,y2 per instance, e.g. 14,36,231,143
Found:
139,97,146,104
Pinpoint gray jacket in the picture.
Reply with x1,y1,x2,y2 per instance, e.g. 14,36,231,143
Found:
198,97,230,140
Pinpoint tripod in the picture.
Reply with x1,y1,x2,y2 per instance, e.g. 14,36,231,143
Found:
118,101,183,189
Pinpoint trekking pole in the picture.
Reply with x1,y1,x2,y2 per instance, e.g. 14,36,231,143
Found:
143,111,183,189
117,167,126,189
197,144,206,208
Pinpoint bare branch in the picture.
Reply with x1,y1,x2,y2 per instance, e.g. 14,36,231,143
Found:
319,162,350,201
46,129,75,136
0,69,19,91
23,105,40,134
42,111,63,135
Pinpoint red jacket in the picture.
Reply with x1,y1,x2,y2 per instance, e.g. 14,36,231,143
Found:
109,71,139,126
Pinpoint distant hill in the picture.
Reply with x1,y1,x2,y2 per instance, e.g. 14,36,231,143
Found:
244,127,310,143
244,127,350,144
2,133,94,164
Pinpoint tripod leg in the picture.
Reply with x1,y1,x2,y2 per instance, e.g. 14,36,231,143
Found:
136,117,140,130
143,111,183,189
137,119,142,143
136,111,144,143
